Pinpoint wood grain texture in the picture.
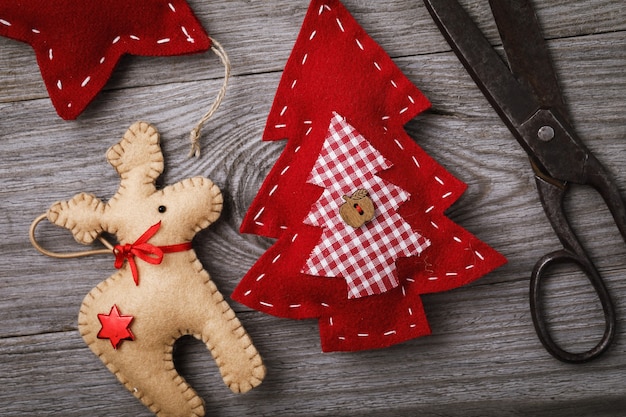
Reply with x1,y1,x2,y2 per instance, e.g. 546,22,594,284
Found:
1,0,625,416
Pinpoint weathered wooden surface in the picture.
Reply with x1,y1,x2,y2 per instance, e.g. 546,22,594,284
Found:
1,0,625,416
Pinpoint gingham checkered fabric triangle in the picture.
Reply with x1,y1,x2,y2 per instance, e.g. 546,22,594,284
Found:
302,113,431,298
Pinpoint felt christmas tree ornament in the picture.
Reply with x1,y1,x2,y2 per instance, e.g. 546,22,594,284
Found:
0,0,214,121
30,122,265,417
232,0,507,352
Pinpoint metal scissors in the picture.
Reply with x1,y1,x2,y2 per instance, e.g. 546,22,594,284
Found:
423,0,626,362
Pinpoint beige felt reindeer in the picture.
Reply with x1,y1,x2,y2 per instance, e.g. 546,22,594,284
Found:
38,122,265,417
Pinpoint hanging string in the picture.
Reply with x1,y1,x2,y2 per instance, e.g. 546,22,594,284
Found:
189,37,231,158
29,213,114,259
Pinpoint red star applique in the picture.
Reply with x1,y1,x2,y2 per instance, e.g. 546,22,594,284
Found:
0,0,210,119
97,305,135,349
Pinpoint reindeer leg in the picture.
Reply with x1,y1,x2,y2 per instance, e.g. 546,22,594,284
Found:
79,275,207,417
194,275,266,393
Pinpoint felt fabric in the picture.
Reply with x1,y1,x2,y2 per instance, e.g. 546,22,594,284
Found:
232,0,506,352
0,1,210,120
45,122,265,417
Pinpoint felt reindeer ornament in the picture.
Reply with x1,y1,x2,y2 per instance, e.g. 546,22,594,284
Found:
30,122,265,417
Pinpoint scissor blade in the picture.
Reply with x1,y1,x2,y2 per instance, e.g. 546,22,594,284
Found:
488,0,568,120
423,0,540,144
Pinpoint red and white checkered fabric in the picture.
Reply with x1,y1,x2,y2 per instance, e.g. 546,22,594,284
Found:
302,113,431,298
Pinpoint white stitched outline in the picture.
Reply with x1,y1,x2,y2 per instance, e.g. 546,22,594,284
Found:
394,139,404,150
260,301,273,307
454,236,462,243
168,2,176,12
48,49,53,60
244,290,252,296
435,176,444,185
32,28,40,34
0,19,11,26
81,76,91,87
56,80,62,90
157,38,171,44
442,192,452,199
112,36,121,44
272,254,281,264
256,274,266,282
280,166,290,175
181,26,194,43
289,304,301,308
336,18,345,32
384,330,396,336
475,251,485,261
425,206,434,213
269,184,279,196
291,233,298,243
356,39,364,50
309,30,317,40
253,207,265,221
130,35,140,41
280,105,288,116
412,156,420,168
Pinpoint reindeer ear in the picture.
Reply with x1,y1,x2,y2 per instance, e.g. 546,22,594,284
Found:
107,121,164,182
47,193,106,245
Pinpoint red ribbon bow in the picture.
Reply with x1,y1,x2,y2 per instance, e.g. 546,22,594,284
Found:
113,222,192,285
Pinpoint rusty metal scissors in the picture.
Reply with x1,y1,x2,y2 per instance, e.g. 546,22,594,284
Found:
423,0,626,362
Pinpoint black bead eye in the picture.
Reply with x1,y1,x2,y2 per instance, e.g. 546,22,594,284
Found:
158,205,167,213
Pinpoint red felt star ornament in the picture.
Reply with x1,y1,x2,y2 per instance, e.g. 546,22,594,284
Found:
0,0,210,119
97,304,135,349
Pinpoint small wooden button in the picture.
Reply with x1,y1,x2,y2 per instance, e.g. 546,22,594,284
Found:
339,189,375,228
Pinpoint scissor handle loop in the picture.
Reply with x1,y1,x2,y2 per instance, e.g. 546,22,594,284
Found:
530,249,616,363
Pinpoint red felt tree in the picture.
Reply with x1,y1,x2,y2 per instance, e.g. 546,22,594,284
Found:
232,0,506,352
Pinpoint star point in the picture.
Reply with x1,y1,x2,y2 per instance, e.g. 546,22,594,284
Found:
0,0,211,119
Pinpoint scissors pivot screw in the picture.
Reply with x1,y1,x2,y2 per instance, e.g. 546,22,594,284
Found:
537,125,555,142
